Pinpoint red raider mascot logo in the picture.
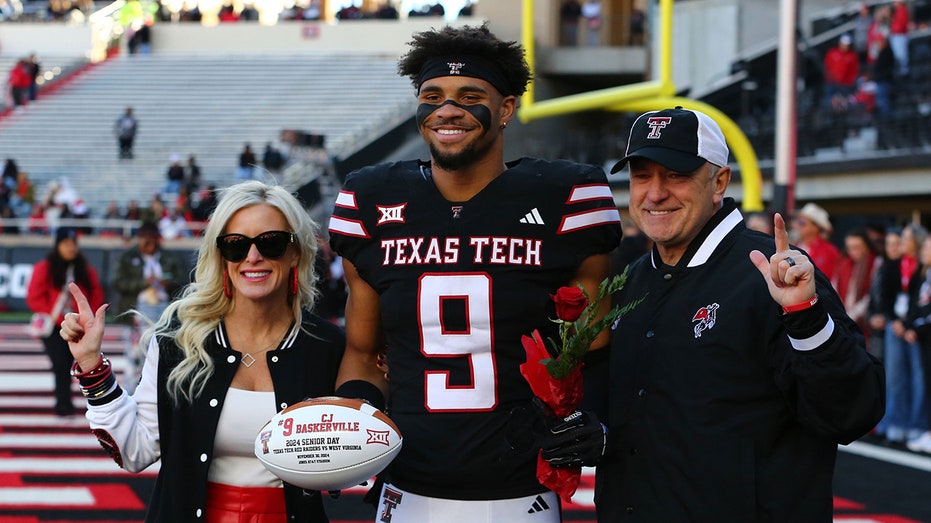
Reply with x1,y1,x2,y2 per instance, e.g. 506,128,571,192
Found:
692,303,719,338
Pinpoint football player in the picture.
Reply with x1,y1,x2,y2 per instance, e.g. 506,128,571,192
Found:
328,23,622,523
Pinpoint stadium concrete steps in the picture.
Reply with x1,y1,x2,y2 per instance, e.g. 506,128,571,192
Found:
0,52,416,216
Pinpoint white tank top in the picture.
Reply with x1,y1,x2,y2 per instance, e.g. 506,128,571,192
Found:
208,387,282,487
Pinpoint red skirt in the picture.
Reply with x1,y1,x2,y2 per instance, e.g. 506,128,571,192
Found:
205,482,287,523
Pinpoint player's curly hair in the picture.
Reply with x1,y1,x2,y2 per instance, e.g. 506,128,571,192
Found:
398,22,532,97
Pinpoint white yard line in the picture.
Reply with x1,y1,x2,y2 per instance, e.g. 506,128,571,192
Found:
840,440,931,473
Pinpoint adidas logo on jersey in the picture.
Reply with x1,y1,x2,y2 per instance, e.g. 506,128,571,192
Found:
527,494,552,514
520,208,545,225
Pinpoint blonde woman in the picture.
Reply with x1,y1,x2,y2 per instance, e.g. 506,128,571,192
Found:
61,181,345,523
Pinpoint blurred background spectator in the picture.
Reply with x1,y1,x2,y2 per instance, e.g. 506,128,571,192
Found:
7,58,32,107
629,6,645,46
164,153,185,195
236,142,256,180
186,154,201,194
889,0,910,76
853,3,873,64
559,0,581,46
876,224,929,447
834,227,881,337
262,142,284,174
745,210,776,235
792,202,841,281
581,0,602,47
823,34,860,110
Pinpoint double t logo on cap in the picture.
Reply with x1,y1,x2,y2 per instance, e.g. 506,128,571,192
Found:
610,107,730,174
646,117,672,139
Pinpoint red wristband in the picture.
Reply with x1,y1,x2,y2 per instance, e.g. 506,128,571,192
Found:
70,354,108,379
782,294,818,314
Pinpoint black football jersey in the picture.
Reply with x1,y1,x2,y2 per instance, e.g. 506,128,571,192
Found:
328,158,622,500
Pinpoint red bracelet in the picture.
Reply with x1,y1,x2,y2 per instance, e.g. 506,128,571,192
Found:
70,355,108,379
782,294,819,314
78,367,113,389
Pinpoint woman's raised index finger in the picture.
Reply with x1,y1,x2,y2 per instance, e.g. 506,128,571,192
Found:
773,213,790,252
67,282,91,316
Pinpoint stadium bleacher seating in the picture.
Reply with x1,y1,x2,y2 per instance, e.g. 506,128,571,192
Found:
0,52,417,216
699,8,931,163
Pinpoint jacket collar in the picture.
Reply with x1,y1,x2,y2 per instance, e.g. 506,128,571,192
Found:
214,319,300,352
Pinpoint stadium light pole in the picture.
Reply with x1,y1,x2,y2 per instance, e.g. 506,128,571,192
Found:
773,0,799,216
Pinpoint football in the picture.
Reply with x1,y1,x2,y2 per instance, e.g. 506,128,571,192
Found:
254,396,402,491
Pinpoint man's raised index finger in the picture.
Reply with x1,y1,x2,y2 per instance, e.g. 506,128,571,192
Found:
773,213,790,252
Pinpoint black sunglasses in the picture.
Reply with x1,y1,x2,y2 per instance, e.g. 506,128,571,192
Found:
216,231,295,262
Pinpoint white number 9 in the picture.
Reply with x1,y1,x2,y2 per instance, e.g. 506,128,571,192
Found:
420,273,497,412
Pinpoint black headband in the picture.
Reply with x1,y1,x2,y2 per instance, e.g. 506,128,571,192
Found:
417,56,512,96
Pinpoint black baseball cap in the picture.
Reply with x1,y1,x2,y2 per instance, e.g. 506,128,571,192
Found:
610,107,729,174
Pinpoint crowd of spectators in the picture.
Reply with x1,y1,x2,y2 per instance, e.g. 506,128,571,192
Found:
332,2,460,21
0,0,477,23
0,0,96,22
743,201,931,455
642,1,931,162
0,130,296,238
0,153,221,239
558,0,644,47
162,0,461,24
812,0,931,151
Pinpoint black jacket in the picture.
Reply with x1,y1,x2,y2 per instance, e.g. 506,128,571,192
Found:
905,266,931,343
877,254,909,320
595,199,885,522
88,313,344,522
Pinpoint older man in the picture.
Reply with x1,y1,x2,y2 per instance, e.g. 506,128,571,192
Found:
592,107,884,522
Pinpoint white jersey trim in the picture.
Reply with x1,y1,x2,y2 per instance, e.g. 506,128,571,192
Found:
558,207,621,234
567,183,613,203
328,216,369,238
334,190,357,209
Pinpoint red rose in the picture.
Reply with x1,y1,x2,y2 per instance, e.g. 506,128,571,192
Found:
519,329,585,503
517,274,635,503
551,286,588,322
519,330,584,417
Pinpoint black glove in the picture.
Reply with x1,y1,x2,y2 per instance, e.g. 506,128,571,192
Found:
507,398,606,468
363,473,387,507
540,408,606,467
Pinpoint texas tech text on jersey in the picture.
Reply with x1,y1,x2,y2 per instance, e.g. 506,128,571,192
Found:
380,236,542,266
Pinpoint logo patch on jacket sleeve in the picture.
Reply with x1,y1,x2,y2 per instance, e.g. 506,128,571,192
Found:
692,303,719,338
91,428,124,468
